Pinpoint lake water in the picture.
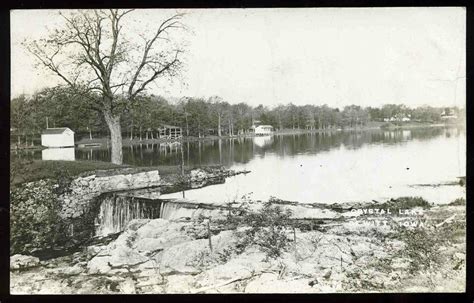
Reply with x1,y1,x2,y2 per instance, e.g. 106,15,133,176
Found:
14,127,466,205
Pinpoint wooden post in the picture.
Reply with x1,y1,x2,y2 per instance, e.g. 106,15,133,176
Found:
207,219,213,253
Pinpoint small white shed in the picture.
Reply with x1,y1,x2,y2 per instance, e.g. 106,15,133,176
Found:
41,127,75,148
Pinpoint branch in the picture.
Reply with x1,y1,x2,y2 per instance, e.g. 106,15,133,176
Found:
130,49,182,100
128,13,185,99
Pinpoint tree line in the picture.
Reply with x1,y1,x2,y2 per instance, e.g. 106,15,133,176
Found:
11,85,464,146
20,9,465,165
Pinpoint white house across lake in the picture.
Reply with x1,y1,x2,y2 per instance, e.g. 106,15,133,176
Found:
41,127,75,148
254,125,274,136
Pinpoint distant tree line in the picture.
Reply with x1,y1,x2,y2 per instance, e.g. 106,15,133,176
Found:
10,85,464,145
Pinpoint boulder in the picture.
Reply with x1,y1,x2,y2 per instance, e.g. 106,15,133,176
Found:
59,170,161,219
118,278,137,294
244,273,314,293
61,264,85,276
159,230,236,275
193,250,268,290
165,274,196,293
10,254,40,270
87,219,192,274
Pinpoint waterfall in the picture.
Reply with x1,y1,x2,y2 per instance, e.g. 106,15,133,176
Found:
159,202,189,220
95,195,221,237
95,195,161,237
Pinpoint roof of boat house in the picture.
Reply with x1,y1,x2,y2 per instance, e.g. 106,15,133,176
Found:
160,125,182,129
42,127,74,135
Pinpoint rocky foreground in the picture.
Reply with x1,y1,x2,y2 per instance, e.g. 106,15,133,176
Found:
11,197,466,294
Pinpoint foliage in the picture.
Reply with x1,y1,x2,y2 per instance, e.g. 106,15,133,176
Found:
392,226,442,274
378,196,431,210
217,201,294,258
11,89,463,145
390,209,465,274
10,159,124,187
9,159,125,255
10,179,69,255
449,198,466,206
23,9,188,164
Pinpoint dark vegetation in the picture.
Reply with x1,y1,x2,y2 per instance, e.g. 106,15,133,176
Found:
10,158,216,187
215,201,294,258
11,88,465,146
376,196,431,210
390,214,465,274
10,159,125,187
449,198,466,206
10,175,71,256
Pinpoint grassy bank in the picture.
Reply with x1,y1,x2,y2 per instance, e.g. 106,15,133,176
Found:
10,159,126,187
10,159,213,187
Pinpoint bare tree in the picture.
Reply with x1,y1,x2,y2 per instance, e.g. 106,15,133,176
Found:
25,9,186,164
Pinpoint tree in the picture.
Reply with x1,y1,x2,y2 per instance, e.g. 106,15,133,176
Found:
209,96,228,137
11,95,31,146
25,9,186,164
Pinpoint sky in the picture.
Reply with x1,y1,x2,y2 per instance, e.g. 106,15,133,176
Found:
11,7,466,109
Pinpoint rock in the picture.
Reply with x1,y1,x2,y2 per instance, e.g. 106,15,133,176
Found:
107,245,149,268
87,256,112,274
322,269,332,280
87,245,106,257
62,264,84,276
87,219,192,274
454,252,465,261
165,275,195,293
10,254,40,270
391,257,411,270
118,278,136,294
135,275,165,293
127,219,151,231
244,273,314,293
193,249,268,289
160,230,236,275
59,170,161,219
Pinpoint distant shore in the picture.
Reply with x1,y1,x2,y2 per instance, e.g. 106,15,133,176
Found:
10,121,462,151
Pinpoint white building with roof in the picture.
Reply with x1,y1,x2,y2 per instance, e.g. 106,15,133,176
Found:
41,127,75,148
254,125,274,136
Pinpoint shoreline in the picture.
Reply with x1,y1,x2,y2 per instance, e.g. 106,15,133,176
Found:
10,122,462,151
9,160,466,294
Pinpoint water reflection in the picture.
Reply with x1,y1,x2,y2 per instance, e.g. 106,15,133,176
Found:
17,127,465,169
253,135,273,148
159,127,466,205
42,147,75,161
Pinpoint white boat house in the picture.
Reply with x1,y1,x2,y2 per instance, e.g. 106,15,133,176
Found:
41,127,75,148
254,125,274,136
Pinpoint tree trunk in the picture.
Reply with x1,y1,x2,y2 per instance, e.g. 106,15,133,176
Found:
218,114,222,137
104,111,123,165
